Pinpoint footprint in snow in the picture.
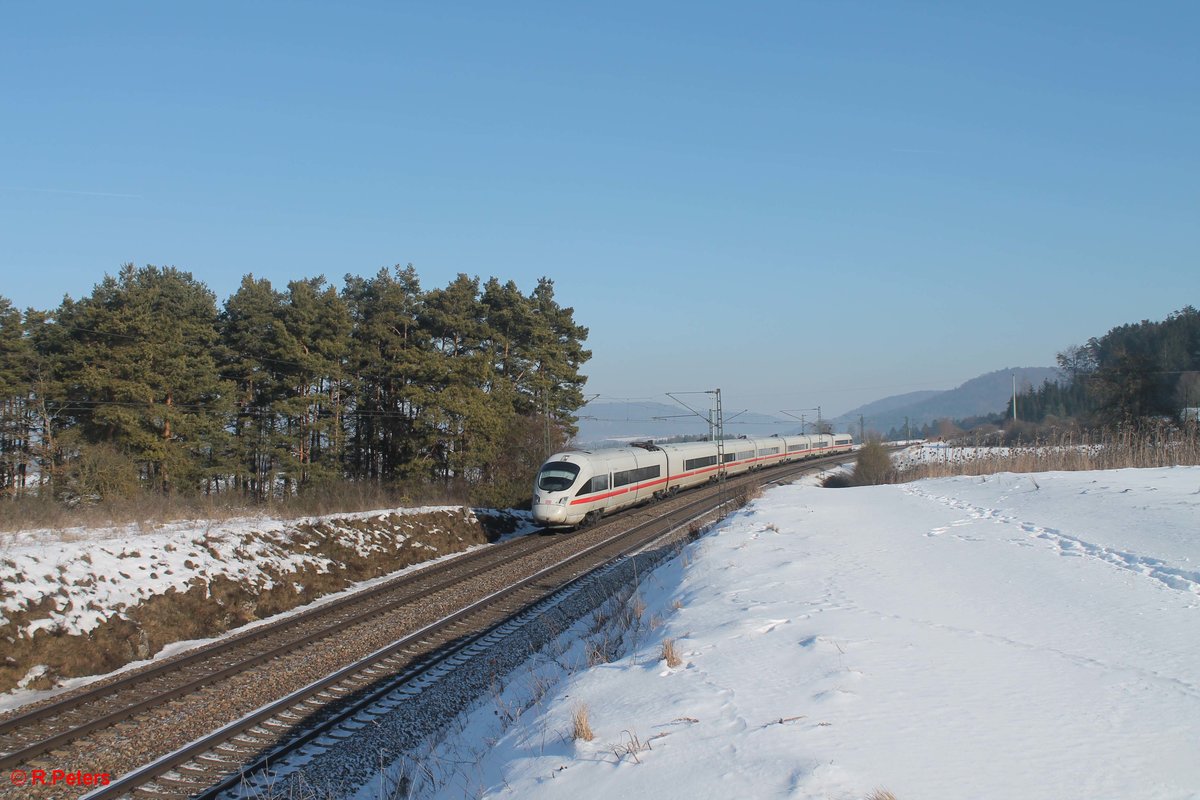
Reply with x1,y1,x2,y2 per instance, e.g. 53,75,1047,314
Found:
811,687,858,704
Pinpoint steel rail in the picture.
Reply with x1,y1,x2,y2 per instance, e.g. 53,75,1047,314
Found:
0,530,555,769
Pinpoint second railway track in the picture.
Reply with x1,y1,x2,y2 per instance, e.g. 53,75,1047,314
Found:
0,530,557,772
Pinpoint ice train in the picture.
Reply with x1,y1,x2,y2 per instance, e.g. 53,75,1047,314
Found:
532,432,853,528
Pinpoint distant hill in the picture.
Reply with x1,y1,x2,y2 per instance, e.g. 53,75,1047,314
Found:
574,401,795,445
830,367,1061,436
846,390,944,418
575,367,1061,444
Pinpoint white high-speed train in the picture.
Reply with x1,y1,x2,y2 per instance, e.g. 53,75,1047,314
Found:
532,433,854,528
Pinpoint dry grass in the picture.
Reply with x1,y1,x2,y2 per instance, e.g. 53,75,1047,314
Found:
610,729,651,763
0,480,471,535
865,790,898,800
892,425,1200,483
660,637,682,668
572,703,594,742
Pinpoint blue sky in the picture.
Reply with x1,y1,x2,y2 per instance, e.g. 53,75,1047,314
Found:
2,2,1196,416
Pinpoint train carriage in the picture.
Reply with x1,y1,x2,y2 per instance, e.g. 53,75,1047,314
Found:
532,431,856,529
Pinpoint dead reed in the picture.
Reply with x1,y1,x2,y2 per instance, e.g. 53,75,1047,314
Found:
660,637,682,668
893,425,1199,482
572,703,595,741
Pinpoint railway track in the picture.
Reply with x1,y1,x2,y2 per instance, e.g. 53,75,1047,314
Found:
0,530,557,774
2,453,853,800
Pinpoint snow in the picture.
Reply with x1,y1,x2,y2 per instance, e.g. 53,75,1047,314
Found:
417,466,1200,800
0,505,534,714
0,505,470,636
0,531,518,714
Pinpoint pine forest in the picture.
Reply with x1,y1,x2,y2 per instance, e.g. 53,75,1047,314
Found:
0,264,591,511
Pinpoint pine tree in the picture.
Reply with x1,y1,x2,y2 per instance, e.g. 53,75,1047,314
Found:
0,297,33,496
528,278,591,448
419,274,498,489
53,265,231,495
219,274,289,499
277,277,352,489
343,265,431,482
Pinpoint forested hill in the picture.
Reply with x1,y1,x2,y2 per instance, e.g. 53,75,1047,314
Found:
1014,306,1200,425
0,264,591,508
830,367,1059,436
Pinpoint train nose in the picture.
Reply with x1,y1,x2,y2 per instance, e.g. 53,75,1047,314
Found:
532,501,568,526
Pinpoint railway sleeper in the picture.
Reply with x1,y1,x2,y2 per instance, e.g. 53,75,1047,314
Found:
231,734,273,747
196,753,238,766
154,774,212,790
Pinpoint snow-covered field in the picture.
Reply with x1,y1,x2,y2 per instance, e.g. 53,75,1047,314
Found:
417,465,1200,800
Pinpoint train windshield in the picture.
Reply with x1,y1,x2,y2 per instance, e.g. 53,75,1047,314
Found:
537,462,581,492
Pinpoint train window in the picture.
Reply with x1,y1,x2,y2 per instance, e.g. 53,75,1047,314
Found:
788,444,808,452
537,462,581,492
576,473,609,496
684,455,718,471
759,447,779,455
723,453,736,463
737,450,754,460
613,465,661,487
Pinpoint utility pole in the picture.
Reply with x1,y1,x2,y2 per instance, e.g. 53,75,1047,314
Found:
667,388,728,509
859,414,865,443
780,408,821,437
1012,373,1017,421
710,388,726,510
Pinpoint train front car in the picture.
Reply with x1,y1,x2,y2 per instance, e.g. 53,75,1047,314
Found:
531,452,594,528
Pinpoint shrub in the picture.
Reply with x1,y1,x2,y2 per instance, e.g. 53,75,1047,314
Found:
851,440,894,486
821,472,854,488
